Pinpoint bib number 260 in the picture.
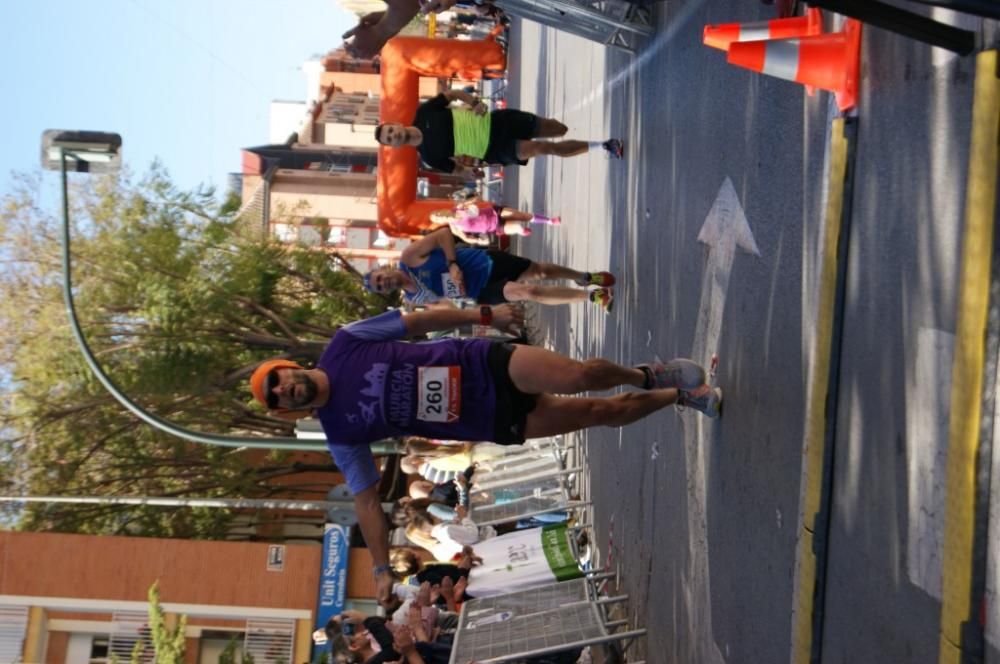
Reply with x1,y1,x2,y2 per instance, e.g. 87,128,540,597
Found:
417,366,461,422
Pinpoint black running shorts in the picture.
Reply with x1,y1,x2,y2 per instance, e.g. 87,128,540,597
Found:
476,251,533,304
482,110,540,166
486,342,537,444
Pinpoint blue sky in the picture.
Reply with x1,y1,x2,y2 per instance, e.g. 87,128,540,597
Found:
3,0,355,197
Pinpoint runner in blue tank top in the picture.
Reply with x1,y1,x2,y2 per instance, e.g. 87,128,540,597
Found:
363,226,617,312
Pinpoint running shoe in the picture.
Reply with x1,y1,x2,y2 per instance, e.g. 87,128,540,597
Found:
577,271,616,287
590,287,614,313
636,358,706,391
603,138,624,160
677,384,723,418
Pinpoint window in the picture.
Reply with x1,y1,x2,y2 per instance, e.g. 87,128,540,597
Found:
88,636,110,663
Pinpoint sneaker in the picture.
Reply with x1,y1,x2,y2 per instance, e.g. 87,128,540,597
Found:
636,358,706,391
550,215,561,225
577,271,616,287
602,138,624,159
677,384,723,418
590,287,614,313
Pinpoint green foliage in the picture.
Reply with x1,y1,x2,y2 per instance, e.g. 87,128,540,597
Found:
0,166,387,537
218,636,256,664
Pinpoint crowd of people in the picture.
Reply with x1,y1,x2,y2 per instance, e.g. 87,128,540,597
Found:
315,442,580,664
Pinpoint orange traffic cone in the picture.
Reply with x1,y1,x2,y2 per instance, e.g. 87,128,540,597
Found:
726,18,862,111
703,8,823,50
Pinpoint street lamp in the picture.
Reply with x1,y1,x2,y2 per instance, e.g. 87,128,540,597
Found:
41,129,324,452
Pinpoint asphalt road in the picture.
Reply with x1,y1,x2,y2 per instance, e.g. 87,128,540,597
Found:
502,2,1000,663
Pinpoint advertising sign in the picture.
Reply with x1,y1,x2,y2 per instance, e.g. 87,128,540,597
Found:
315,523,349,630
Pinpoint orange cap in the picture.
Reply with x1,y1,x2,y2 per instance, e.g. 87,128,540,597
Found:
250,359,303,408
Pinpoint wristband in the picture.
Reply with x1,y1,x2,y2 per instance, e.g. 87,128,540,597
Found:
479,305,492,326
373,564,393,578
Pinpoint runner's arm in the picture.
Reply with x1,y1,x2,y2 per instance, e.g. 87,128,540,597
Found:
402,304,523,336
400,226,457,267
354,484,395,604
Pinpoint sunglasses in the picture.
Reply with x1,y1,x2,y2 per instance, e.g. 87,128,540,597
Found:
263,369,281,409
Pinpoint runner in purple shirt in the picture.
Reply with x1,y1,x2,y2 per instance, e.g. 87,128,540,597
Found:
249,303,722,605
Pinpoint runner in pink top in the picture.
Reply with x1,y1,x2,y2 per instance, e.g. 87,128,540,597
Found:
430,202,560,243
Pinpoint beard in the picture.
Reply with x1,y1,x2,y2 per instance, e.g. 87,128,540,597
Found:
289,374,318,408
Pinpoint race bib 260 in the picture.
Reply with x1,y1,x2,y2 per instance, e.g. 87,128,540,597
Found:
417,366,461,422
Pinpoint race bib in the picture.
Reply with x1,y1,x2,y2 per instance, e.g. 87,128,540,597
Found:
441,272,463,299
417,366,461,422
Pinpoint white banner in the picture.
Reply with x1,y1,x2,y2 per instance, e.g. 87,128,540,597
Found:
467,525,580,598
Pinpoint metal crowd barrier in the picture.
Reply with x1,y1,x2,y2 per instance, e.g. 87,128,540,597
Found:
469,437,590,527
447,574,646,664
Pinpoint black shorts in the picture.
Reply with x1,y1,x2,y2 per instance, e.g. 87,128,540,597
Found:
476,251,532,304
486,342,537,444
482,110,540,166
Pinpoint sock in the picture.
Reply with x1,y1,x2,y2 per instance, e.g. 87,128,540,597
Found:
587,141,604,152
576,271,592,286
530,214,555,225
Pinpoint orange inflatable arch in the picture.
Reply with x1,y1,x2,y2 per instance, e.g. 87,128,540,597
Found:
378,36,507,237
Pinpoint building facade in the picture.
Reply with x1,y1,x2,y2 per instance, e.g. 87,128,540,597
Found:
237,49,462,273
0,530,378,664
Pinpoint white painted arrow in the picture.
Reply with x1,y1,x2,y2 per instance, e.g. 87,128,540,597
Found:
679,177,759,663
692,176,761,367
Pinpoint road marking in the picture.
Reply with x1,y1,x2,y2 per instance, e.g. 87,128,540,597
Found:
681,177,759,663
693,177,761,366
789,117,850,664
939,48,1000,664
906,327,955,601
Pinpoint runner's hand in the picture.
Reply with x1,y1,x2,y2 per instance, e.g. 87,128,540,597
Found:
375,569,395,606
473,101,488,116
488,303,524,334
449,262,466,296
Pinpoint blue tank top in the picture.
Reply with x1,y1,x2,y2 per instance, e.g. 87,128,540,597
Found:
400,247,493,305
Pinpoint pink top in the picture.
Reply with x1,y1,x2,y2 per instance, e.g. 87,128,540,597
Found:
450,202,499,234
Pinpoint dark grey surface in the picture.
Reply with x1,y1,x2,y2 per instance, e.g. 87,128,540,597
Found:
819,17,981,664
505,2,999,662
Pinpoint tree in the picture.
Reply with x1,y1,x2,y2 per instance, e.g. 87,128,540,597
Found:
107,581,186,664
0,165,392,537
219,636,256,664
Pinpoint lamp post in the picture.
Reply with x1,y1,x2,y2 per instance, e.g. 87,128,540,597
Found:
41,130,325,452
